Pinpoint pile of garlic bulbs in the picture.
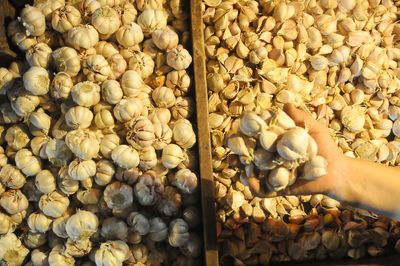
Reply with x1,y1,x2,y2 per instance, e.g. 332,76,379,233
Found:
0,0,202,265
228,110,327,192
202,0,400,263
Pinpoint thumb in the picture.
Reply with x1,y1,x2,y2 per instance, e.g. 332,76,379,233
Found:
283,103,326,134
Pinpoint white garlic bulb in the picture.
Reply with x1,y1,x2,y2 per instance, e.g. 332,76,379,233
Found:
101,80,123,104
172,119,196,149
111,145,140,169
65,129,100,160
113,97,144,122
126,116,155,149
120,70,144,97
45,138,74,167
95,240,130,266
65,210,99,241
128,52,155,79
0,164,26,189
52,47,81,77
161,144,184,169
166,45,192,70
35,170,56,194
83,54,112,83
94,109,115,129
65,106,94,129
100,133,121,159
139,146,158,170
103,181,134,211
51,5,81,33
170,169,198,194
137,8,168,35
71,81,101,107
68,159,97,181
267,167,291,192
64,237,92,258
26,43,52,68
134,174,159,206
0,68,15,94
67,25,99,50
19,5,46,36
23,66,50,96
152,27,179,50
148,217,168,242
15,148,42,176
0,189,29,215
116,22,144,48
28,109,51,136
27,212,53,233
152,86,176,108
168,218,190,248
92,6,121,35
127,212,150,236
48,245,75,266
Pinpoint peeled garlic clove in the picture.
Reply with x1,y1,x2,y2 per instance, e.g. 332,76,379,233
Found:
259,130,279,152
227,134,250,157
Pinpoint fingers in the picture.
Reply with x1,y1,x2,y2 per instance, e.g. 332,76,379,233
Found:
284,103,329,135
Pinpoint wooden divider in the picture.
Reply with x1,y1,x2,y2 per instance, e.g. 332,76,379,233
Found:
190,0,219,265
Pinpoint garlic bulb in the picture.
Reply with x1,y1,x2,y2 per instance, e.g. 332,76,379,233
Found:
5,125,30,150
35,170,56,194
30,248,49,266
134,174,159,206
127,212,150,236
95,109,115,129
170,169,198,194
166,45,192,70
152,86,176,108
118,3,138,25
139,146,158,170
0,189,29,215
120,70,144,97
65,237,92,258
100,133,121,159
95,240,130,266
103,181,133,211
68,159,96,181
27,212,53,233
101,80,123,104
116,22,144,48
302,155,328,181
65,106,94,129
26,43,52,68
168,218,190,248
0,68,14,94
34,0,65,19
23,66,50,96
111,145,140,169
19,5,46,36
153,122,173,150
71,81,101,107
28,109,51,136
65,210,99,241
276,127,310,161
101,217,129,241
48,245,75,266
91,6,121,35
67,25,99,50
240,111,267,136
9,87,41,118
51,5,82,33
65,129,100,160
15,148,42,176
157,186,181,216
152,27,179,50
166,70,191,95
137,8,168,35
83,54,112,83
161,144,184,169
128,52,155,79
45,138,74,167
0,233,30,265
126,116,155,149
148,217,168,242
172,119,196,149
113,97,144,122
52,47,81,77
57,166,79,195
0,164,26,189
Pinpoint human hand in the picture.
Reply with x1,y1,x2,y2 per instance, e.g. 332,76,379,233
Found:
248,103,349,200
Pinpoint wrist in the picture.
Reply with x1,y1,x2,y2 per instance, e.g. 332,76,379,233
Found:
327,155,356,203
